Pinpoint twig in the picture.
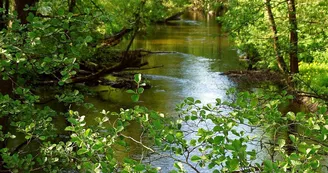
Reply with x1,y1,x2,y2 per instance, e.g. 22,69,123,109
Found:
120,134,155,153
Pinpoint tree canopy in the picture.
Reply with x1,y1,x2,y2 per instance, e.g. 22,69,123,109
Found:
0,0,328,172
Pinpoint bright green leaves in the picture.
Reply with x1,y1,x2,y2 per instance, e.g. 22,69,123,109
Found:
60,105,166,172
263,160,278,172
131,94,140,102
127,74,145,102
77,148,88,155
134,73,142,83
3,82,328,173
173,162,185,172
277,139,286,149
0,0,192,172
137,87,145,94
169,89,328,173
226,158,239,172
190,155,202,162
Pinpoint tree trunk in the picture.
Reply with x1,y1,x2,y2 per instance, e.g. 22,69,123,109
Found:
123,0,146,64
14,0,37,24
265,0,288,73
286,0,299,74
69,0,76,12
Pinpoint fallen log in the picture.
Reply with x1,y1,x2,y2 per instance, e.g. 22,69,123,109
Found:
37,49,178,85
99,27,132,47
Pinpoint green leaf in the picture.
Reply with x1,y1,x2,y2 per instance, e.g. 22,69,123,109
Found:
77,148,88,155
173,162,184,170
116,125,124,132
287,112,296,121
313,124,320,130
191,155,201,162
190,139,196,146
186,97,194,103
319,106,327,114
227,159,239,171
29,123,36,129
214,136,224,144
39,136,47,141
264,160,273,170
25,135,32,140
58,8,65,15
85,36,93,43
298,142,308,154
28,32,37,38
131,94,139,102
137,87,144,94
166,134,174,143
289,134,296,143
277,139,285,148
311,160,320,168
84,129,91,137
324,125,328,130
92,142,104,151
68,117,78,125
134,164,145,171
126,89,136,94
134,74,142,83
176,132,183,138
216,98,221,105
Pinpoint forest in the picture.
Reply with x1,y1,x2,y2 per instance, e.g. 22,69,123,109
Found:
0,0,328,172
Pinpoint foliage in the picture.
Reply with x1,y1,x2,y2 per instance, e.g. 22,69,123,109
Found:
155,90,328,172
190,0,224,14
99,0,189,33
1,68,328,173
218,0,328,96
126,74,145,102
0,0,189,87
0,0,189,172
1,0,328,172
218,0,328,70
298,62,328,94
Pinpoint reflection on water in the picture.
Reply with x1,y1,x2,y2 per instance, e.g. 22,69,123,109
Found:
81,12,243,172
92,12,241,113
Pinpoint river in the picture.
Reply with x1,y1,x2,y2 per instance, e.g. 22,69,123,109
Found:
80,12,246,172
93,12,241,114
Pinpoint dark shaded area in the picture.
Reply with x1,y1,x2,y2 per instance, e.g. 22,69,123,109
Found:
14,0,38,24
0,0,9,30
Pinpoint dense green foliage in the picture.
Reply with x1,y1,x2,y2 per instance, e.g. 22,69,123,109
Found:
219,0,328,93
171,91,328,172
0,0,328,172
0,0,189,172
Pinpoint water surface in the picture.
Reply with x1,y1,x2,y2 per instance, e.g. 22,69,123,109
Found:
82,12,244,172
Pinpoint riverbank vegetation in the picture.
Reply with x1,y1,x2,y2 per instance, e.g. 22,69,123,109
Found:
218,0,328,96
1,0,328,172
